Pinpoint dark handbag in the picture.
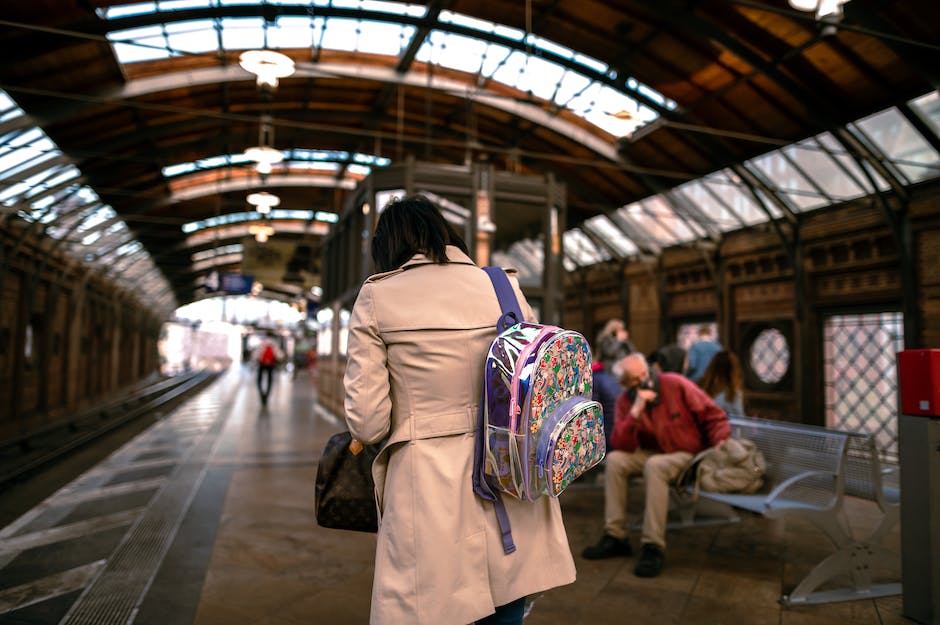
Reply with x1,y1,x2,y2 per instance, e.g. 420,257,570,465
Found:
315,431,379,533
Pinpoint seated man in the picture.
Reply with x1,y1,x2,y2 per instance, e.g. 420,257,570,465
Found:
582,353,730,577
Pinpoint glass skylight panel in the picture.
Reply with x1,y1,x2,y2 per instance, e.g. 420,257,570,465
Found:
516,56,565,100
552,71,591,106
182,209,315,233
356,21,413,55
315,210,339,222
910,91,940,136
102,2,157,19
583,214,639,257
426,31,488,74
353,153,390,165
0,148,58,185
493,24,524,41
1,106,24,124
99,9,667,139
641,196,696,243
702,171,778,225
160,0,211,10
783,139,865,201
0,91,15,112
267,16,314,48
115,241,144,258
77,205,118,232
815,132,890,194
489,50,528,88
514,239,544,272
320,18,360,52
166,20,218,54
106,220,129,236
291,161,341,172
745,150,828,208
192,243,243,262
563,82,603,115
108,25,172,63
564,228,610,266
439,10,495,33
38,165,81,191
358,1,426,18
347,164,371,175
853,107,940,184
525,35,575,61
585,86,657,137
0,167,61,205
613,205,663,250
666,197,711,239
673,181,742,232
478,43,512,78
573,53,607,75
219,17,265,49
164,162,197,177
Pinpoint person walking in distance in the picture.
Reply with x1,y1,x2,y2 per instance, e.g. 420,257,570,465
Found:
252,333,282,405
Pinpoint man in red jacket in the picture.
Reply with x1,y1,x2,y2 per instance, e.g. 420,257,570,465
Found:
582,353,730,577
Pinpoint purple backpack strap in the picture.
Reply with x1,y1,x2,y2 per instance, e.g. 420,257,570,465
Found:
472,266,522,555
482,266,523,332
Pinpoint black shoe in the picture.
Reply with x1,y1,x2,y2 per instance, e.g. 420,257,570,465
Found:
581,534,632,560
634,543,665,577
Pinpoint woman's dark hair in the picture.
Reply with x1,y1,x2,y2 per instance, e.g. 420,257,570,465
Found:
371,194,470,272
699,350,743,402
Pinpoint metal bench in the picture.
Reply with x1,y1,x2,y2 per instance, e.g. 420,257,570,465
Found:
691,415,900,606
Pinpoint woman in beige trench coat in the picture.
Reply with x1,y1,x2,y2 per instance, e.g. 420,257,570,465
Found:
344,196,576,625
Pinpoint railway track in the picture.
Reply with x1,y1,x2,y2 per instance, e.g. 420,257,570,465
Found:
0,370,220,489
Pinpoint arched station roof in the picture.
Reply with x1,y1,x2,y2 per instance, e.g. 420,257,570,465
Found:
0,0,937,313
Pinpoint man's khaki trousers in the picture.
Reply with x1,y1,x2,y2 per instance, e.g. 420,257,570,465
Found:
603,449,693,549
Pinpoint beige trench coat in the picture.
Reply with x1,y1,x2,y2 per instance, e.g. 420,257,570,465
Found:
344,246,576,625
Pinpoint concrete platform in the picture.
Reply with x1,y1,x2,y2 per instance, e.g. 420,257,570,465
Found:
0,368,911,625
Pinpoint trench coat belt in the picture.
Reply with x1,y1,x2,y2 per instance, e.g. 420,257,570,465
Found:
388,406,479,445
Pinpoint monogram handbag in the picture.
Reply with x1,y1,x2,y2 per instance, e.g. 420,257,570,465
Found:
315,430,379,533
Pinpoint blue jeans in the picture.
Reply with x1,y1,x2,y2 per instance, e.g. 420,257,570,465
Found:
476,597,526,625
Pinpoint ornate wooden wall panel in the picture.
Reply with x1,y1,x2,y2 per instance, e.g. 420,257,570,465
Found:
627,272,661,357
918,228,940,348
732,281,795,322
0,275,20,422
0,223,166,441
668,288,717,319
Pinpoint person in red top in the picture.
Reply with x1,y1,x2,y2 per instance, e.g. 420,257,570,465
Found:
582,353,730,577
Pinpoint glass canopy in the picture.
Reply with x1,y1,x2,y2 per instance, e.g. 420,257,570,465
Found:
0,90,176,314
6,0,940,305
100,0,673,139
507,91,940,274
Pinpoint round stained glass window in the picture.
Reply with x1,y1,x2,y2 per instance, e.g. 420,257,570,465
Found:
749,328,790,384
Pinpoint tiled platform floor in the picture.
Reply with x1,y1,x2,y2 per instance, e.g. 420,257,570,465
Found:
0,368,911,625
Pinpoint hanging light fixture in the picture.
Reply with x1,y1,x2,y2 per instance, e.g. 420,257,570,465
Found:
788,0,851,32
249,223,275,243
244,115,284,175
238,50,295,91
244,146,283,174
247,191,280,215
